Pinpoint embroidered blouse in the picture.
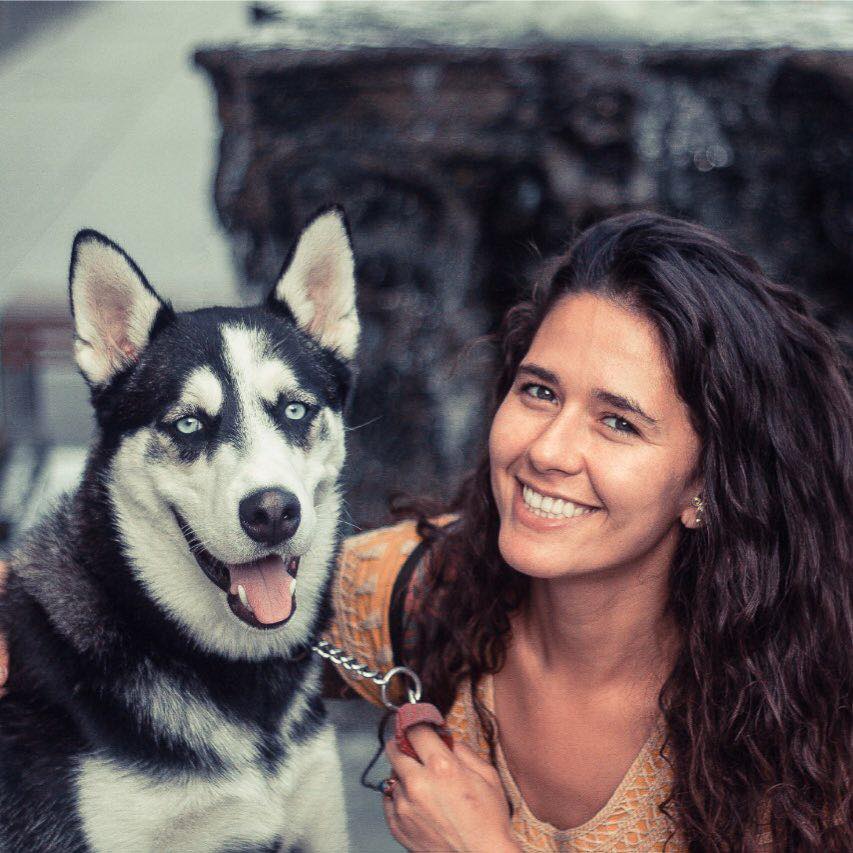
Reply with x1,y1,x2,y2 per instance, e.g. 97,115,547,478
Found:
324,519,681,852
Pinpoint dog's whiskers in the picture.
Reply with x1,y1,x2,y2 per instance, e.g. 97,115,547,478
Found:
338,500,362,533
176,520,221,561
344,416,381,432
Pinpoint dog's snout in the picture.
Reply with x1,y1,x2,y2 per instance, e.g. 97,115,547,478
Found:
239,488,301,546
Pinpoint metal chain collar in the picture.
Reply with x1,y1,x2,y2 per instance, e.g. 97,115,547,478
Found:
311,639,422,710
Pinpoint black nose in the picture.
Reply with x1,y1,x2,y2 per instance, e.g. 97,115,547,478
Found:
239,488,301,546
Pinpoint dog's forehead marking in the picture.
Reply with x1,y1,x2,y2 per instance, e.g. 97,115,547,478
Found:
221,324,315,407
221,324,270,378
167,366,224,419
256,359,309,406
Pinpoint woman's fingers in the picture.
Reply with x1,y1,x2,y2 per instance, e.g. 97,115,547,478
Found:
381,793,409,848
402,722,453,766
452,739,503,786
385,735,425,781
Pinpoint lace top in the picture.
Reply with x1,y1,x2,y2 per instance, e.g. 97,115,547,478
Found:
324,520,682,852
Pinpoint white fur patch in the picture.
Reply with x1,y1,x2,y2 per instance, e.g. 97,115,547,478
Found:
71,235,163,385
77,722,348,852
165,366,223,420
274,209,359,360
255,359,308,407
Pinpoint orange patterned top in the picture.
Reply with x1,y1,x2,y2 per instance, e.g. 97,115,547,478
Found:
324,520,683,852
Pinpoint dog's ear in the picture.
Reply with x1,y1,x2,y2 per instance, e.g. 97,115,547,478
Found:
69,230,173,386
269,206,359,361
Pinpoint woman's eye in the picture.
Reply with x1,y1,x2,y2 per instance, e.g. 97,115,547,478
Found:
284,402,307,421
603,415,637,435
175,416,204,435
522,383,556,403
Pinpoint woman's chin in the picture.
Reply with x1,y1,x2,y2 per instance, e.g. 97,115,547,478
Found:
498,528,577,580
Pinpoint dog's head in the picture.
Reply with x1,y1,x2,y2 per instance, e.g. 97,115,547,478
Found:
69,208,358,659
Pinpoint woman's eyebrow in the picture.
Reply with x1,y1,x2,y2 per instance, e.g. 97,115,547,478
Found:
517,363,560,386
592,388,659,426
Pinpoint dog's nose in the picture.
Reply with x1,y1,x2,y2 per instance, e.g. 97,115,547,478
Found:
239,488,301,546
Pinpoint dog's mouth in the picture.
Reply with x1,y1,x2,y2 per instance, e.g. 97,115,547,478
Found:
172,510,299,630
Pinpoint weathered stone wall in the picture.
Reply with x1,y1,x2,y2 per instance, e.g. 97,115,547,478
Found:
195,44,852,525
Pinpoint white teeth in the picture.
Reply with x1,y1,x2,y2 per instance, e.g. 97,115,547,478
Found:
237,584,251,610
521,484,596,519
290,577,297,596
523,485,543,509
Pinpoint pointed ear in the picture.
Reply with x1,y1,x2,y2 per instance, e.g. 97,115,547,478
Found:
69,230,172,386
269,207,359,361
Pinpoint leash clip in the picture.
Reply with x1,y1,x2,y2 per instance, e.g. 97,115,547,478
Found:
378,665,422,710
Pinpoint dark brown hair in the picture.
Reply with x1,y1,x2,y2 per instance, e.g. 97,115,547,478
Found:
403,212,852,850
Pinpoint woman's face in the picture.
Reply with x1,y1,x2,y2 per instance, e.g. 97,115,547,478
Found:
489,292,702,581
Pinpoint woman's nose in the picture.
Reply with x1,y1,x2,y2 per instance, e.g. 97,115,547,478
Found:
527,409,586,476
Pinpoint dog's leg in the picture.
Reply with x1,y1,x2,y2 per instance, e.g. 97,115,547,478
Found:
281,723,348,853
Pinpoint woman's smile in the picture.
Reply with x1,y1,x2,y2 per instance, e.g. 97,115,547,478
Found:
513,479,601,531
489,292,702,582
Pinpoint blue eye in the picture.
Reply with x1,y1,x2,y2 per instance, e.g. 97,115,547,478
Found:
175,416,204,435
603,415,637,435
284,402,307,421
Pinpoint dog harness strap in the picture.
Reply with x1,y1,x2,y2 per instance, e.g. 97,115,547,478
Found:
388,537,429,667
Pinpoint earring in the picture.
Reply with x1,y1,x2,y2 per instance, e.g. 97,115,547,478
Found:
691,495,705,527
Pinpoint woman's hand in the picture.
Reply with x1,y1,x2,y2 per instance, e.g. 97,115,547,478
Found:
382,722,519,853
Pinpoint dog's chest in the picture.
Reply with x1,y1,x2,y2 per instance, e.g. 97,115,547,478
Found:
76,715,331,853
76,676,324,852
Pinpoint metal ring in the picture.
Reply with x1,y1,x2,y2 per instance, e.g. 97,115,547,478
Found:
379,665,423,711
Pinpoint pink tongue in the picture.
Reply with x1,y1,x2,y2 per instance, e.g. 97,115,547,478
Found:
228,555,293,625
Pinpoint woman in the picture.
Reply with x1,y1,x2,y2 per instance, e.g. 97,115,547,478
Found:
2,212,851,850
326,212,851,851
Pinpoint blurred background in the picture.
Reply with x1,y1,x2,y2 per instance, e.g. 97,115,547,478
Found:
1,1,851,849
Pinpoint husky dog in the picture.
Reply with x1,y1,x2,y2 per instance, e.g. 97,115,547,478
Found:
0,208,359,852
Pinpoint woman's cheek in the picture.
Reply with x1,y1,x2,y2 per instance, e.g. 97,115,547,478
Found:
488,399,514,466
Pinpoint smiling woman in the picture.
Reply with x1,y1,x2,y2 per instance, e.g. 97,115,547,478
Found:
326,211,852,851
489,293,702,586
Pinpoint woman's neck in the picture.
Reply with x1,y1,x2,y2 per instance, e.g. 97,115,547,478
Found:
513,560,679,694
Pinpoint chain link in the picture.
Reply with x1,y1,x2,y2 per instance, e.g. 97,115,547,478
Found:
312,640,423,709
311,639,387,687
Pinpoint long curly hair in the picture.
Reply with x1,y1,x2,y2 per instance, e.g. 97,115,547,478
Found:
402,212,852,850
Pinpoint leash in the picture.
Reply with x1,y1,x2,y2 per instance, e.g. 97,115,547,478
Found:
310,640,454,793
311,640,422,708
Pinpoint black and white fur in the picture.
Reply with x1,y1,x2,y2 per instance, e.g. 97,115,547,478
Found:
0,208,359,852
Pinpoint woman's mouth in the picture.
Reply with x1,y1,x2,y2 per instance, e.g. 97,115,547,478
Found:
172,510,299,630
515,480,600,526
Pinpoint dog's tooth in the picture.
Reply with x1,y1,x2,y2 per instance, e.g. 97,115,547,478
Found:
237,584,251,610
290,577,297,596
